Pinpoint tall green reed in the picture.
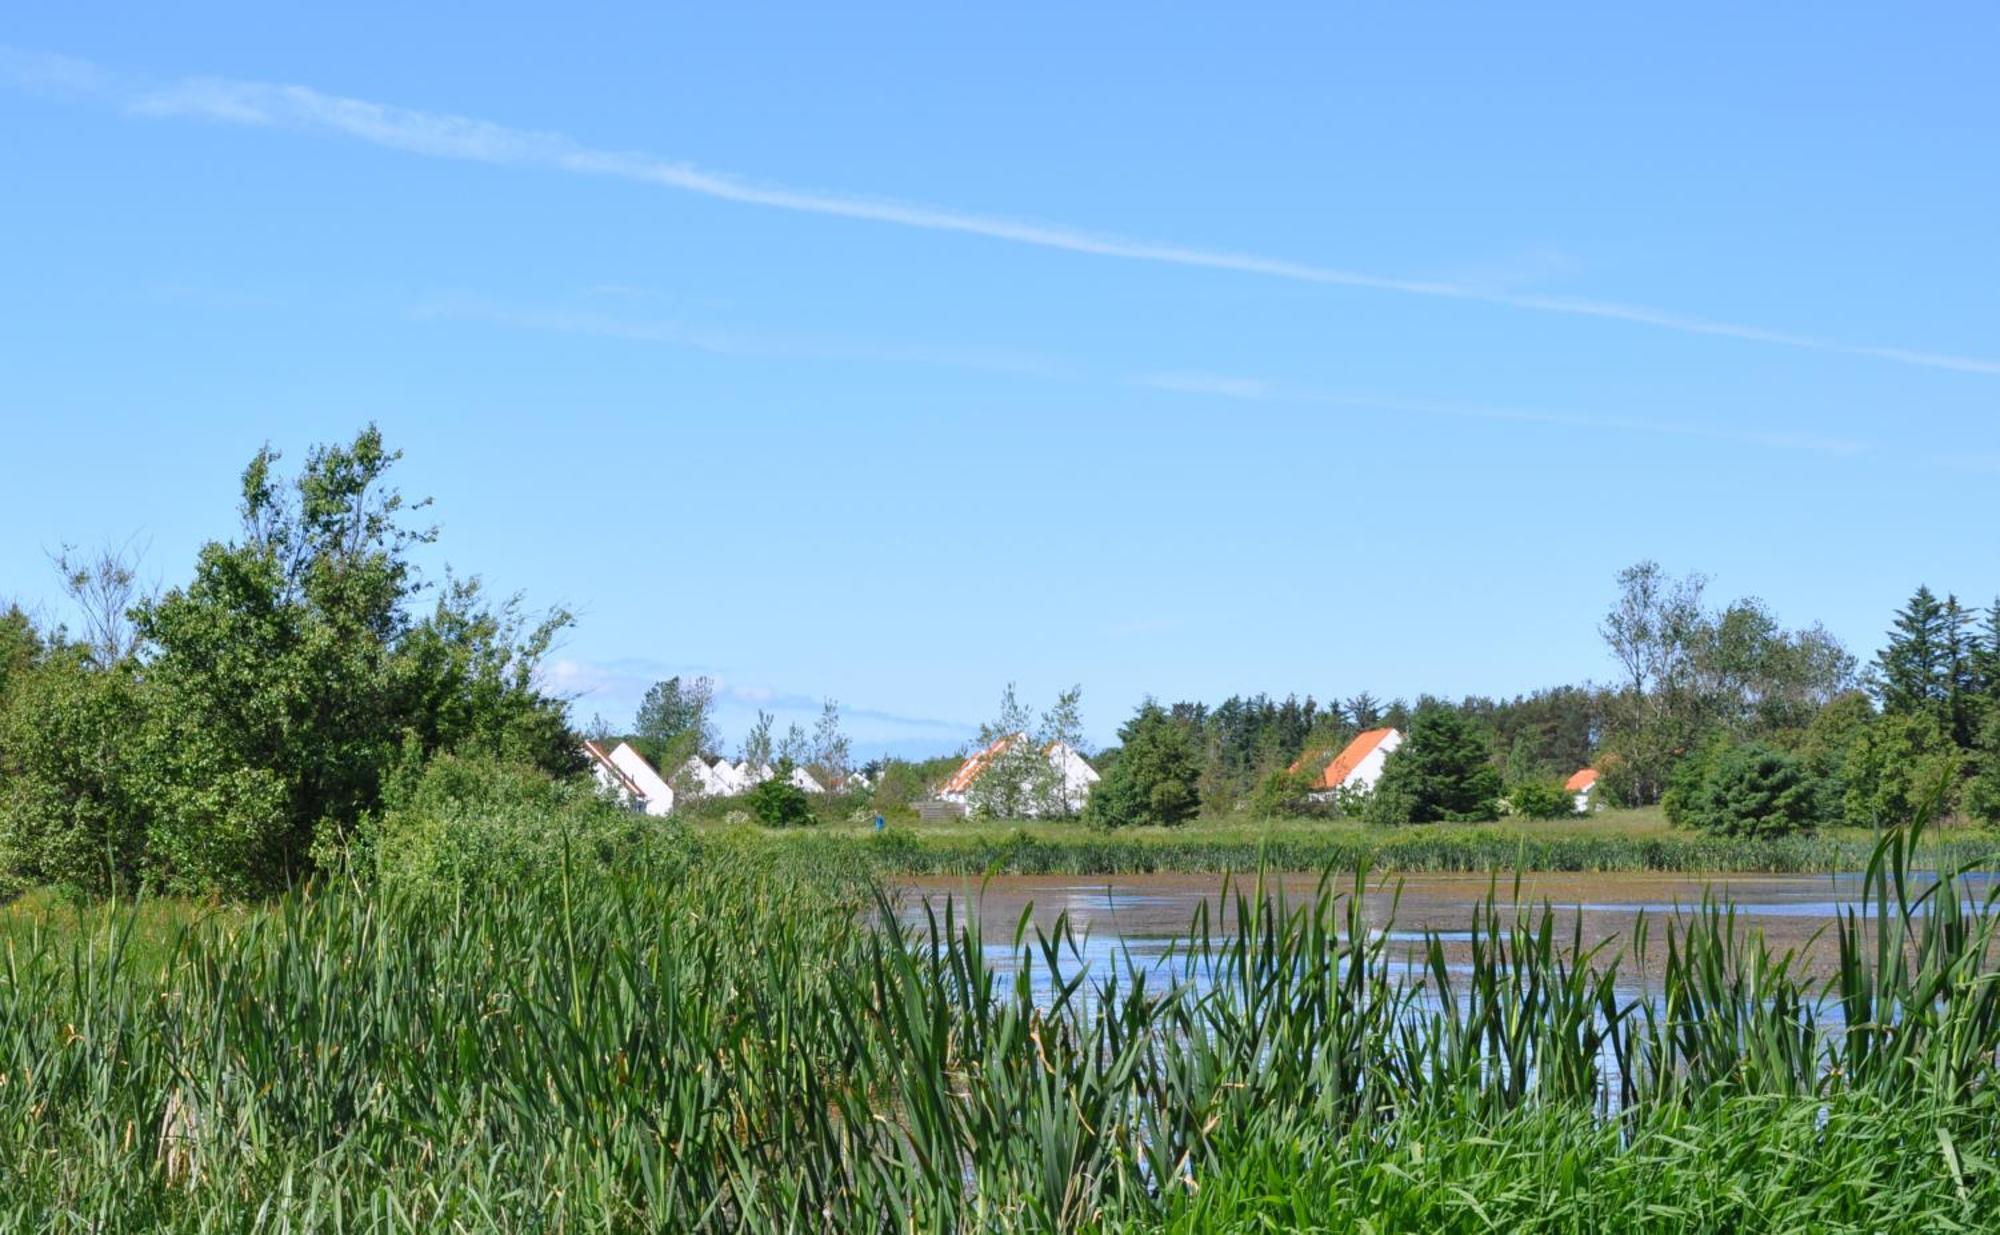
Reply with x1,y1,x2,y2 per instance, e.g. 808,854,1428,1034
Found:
3,813,1998,1231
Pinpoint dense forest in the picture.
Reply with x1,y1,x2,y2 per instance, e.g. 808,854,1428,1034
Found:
3,429,1998,896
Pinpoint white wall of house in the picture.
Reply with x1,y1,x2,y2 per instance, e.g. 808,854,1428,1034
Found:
788,766,824,794
1046,742,1101,815
609,742,675,817
708,758,751,796
677,756,735,798
1343,730,1403,792
588,758,633,806
939,738,1099,817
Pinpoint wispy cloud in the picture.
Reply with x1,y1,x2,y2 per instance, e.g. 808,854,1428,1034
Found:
8,47,1998,378
0,47,105,96
410,295,1065,376
537,655,975,740
1132,371,1872,458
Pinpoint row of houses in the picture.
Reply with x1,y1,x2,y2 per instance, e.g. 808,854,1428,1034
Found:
1295,727,1600,812
583,740,855,816
590,726,1601,819
584,733,1095,818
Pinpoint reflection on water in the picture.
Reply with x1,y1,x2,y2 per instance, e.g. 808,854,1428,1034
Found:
895,868,2000,1004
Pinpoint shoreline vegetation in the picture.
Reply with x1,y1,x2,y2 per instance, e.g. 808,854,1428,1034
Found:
6,822,2000,1229
709,808,2000,877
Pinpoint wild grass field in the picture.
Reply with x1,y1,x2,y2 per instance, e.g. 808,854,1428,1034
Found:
7,821,2000,1231
707,805,1993,877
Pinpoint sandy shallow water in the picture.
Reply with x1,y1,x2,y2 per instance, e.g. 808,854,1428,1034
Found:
893,870,1985,987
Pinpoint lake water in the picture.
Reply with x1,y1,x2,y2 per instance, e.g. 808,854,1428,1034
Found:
894,870,2000,999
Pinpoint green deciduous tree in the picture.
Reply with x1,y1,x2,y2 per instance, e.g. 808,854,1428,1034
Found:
966,683,1049,820
128,428,576,895
1600,562,1854,804
0,651,146,894
633,676,718,772
1841,711,1961,829
1366,706,1502,825
739,710,774,771
1965,713,2000,826
1083,701,1200,829
809,698,852,788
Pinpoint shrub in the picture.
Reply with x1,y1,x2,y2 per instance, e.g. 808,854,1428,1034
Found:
1249,767,1308,818
746,761,816,828
1508,780,1577,820
367,753,685,896
1840,712,1961,828
0,653,148,896
1084,703,1201,829
1677,742,1816,839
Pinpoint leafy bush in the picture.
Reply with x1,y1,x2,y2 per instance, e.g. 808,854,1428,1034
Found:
1840,712,1961,827
1250,764,1328,818
366,753,685,896
1508,780,1578,820
1675,742,1816,839
0,653,147,896
746,761,816,828
1084,703,1201,828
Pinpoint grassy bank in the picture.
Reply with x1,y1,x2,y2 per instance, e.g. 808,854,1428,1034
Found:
717,807,1999,876
5,825,2000,1230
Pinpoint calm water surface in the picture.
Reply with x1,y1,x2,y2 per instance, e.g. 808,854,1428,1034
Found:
894,870,2000,999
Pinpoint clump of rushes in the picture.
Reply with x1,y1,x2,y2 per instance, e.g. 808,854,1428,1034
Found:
3,785,2000,1230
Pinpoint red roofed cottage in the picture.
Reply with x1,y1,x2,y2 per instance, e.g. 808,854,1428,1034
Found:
1295,727,1403,798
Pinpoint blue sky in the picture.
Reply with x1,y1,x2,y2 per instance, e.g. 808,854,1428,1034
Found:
2,4,1996,757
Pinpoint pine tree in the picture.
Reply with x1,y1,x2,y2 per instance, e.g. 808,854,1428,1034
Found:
1942,594,1981,748
1346,692,1382,730
1973,599,2000,715
1873,586,1952,723
1366,705,1502,824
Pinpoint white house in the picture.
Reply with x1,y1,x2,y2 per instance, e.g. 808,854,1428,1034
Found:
938,734,1099,817
675,755,737,799
706,757,752,797
1566,767,1600,813
787,766,825,794
584,739,675,817
1294,727,1403,800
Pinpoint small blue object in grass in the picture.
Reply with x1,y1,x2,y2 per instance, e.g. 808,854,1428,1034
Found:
873,814,886,831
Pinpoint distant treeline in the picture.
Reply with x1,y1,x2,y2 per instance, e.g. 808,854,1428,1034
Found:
3,427,1998,899
1046,563,2000,834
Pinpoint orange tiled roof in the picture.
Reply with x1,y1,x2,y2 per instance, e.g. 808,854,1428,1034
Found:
1565,768,1599,792
943,734,1017,794
1319,727,1397,789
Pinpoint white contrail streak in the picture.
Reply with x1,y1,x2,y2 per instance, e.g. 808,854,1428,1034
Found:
6,47,1996,377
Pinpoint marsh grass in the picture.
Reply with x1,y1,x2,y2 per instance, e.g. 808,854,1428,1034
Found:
3,815,2000,1231
763,813,1985,877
